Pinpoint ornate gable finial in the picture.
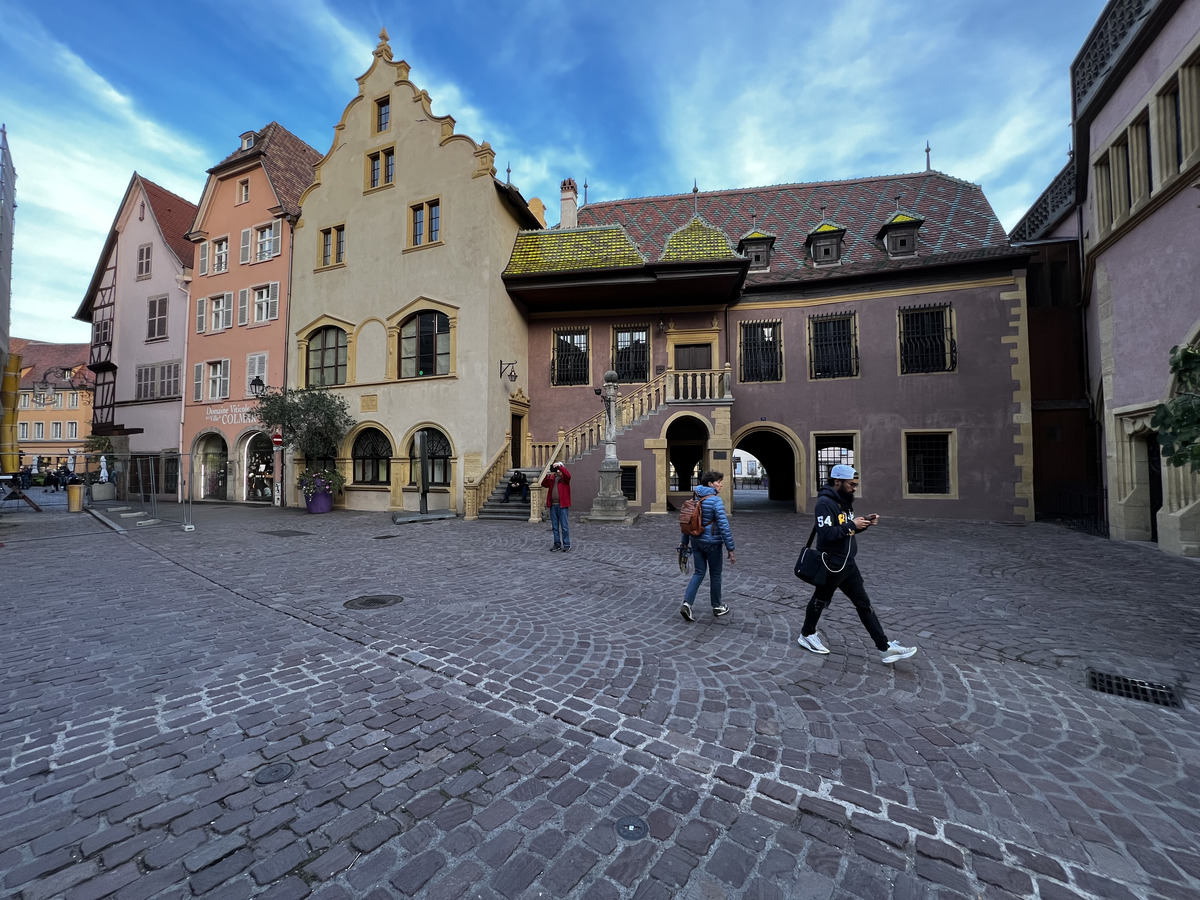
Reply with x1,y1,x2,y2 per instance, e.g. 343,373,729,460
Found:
375,27,392,60
692,179,699,218
925,140,931,171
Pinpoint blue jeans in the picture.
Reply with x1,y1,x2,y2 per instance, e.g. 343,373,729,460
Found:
684,541,724,609
550,505,570,547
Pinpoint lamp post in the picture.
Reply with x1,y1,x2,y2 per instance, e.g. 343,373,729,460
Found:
248,376,280,506
583,369,631,523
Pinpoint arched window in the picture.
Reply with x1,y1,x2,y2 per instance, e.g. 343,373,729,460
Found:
307,326,347,386
352,428,392,484
408,427,451,486
399,311,449,378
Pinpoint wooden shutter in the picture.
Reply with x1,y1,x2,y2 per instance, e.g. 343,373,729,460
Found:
268,282,279,320
270,221,282,257
219,359,230,399
193,363,203,401
238,289,248,326
222,292,233,329
198,242,208,275
240,229,252,264
196,297,205,333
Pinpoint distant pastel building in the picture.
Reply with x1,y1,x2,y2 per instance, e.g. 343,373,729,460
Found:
11,338,92,469
183,123,320,502
1012,0,1200,557
74,173,197,494
0,124,13,375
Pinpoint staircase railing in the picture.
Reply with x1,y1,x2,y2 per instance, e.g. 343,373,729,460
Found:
464,431,511,520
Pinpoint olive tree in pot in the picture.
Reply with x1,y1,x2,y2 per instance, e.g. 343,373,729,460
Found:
252,387,356,512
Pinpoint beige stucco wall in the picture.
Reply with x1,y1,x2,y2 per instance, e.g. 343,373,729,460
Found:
289,37,532,513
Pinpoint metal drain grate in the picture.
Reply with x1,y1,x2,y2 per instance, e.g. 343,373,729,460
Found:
262,529,313,537
615,816,649,841
254,763,295,784
1086,669,1182,708
344,594,404,610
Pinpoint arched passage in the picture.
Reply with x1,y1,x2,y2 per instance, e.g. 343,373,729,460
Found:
733,423,805,512
666,415,710,493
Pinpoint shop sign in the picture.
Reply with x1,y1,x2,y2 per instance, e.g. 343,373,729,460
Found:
204,403,258,426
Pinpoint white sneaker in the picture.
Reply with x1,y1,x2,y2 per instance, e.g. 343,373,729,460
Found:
881,640,917,664
797,632,830,654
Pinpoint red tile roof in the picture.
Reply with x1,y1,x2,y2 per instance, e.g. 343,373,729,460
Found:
209,122,320,218
140,175,198,267
576,171,1012,286
11,339,92,390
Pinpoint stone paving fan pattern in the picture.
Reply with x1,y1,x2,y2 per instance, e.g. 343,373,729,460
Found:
0,504,1198,898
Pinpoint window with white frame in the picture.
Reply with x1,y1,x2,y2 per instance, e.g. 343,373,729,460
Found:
18,422,28,440
255,221,282,261
246,353,268,396
206,360,231,400
67,422,78,439
68,392,78,409
137,244,152,279
34,422,43,439
53,393,63,409
253,283,279,323
210,293,233,331
147,295,168,340
51,422,62,439
212,237,229,273
135,365,157,400
237,179,250,204
18,392,29,409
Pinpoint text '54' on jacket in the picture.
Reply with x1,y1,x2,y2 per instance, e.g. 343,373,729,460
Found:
813,484,858,565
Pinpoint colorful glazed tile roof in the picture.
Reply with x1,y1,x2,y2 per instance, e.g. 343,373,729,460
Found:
576,171,1010,286
659,218,740,263
504,226,646,276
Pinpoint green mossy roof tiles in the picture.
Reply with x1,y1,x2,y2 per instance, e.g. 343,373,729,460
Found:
504,226,646,276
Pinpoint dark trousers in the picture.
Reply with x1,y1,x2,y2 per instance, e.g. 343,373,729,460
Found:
801,561,889,651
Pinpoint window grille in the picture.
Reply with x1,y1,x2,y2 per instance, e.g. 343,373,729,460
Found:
400,311,450,378
906,433,950,494
353,428,392,484
307,326,348,386
620,465,637,500
409,428,451,486
814,434,855,492
809,313,858,379
613,327,649,382
899,304,956,373
552,329,589,385
740,320,783,382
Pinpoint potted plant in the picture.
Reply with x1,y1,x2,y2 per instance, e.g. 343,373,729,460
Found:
253,387,356,513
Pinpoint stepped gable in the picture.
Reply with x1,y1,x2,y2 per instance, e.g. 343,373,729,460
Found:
504,226,646,276
140,176,198,267
209,122,320,217
577,171,1012,285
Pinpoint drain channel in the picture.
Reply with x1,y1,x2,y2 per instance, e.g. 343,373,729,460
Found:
1086,669,1182,708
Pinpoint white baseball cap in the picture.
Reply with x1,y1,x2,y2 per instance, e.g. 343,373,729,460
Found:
830,464,857,480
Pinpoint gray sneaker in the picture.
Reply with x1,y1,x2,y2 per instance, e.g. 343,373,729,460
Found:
680,603,695,622
797,632,830,654
881,640,917,663
712,604,729,617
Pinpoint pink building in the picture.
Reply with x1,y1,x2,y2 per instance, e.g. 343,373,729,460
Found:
183,123,319,502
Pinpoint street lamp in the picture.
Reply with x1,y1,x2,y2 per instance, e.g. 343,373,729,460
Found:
249,375,267,398
33,366,90,407
499,361,518,383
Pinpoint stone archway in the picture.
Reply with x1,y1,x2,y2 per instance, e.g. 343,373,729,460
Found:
193,433,229,501
666,415,710,494
732,423,806,513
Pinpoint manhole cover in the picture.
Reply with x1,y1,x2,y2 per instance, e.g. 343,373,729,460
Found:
615,816,649,841
262,530,313,537
344,595,404,610
1086,669,1182,708
254,763,295,784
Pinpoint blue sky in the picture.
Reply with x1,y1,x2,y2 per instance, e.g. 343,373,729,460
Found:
2,0,1107,343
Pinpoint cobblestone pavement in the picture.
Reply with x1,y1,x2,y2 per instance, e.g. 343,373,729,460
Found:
1,500,1198,900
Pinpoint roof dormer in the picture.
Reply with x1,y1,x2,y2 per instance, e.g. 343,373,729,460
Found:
805,220,846,267
876,211,923,258
737,229,777,271
239,131,258,151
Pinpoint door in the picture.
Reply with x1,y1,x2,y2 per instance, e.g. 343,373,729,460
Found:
674,343,712,370
511,414,523,469
1145,435,1162,543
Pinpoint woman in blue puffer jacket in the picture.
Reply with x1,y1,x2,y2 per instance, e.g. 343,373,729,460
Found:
679,470,737,622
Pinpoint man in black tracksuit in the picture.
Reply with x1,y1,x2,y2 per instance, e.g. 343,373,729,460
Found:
796,464,918,664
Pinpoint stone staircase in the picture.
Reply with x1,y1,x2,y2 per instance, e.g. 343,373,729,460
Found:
476,468,543,521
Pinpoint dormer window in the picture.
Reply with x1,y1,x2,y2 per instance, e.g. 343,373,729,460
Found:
240,132,257,150
737,230,776,272
805,221,846,267
876,212,924,259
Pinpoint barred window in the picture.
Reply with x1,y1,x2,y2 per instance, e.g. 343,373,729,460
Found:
906,432,951,494
552,329,589,385
400,311,450,378
613,327,649,383
409,427,451,486
814,434,855,493
809,312,858,379
307,326,348,386
899,304,956,373
352,428,392,485
620,465,637,501
740,320,783,382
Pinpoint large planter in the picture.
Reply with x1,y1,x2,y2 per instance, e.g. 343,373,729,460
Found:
305,490,334,514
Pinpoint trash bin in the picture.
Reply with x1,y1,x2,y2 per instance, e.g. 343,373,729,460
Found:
66,483,84,512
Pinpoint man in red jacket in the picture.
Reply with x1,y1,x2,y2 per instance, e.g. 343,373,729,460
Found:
541,462,572,551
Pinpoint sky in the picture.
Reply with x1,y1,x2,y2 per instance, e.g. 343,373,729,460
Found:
1,0,1109,344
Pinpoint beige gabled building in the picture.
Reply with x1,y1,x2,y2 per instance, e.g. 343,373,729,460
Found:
288,30,541,513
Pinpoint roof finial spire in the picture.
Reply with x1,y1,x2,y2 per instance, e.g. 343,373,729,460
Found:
506,162,511,185
692,179,699,218
925,140,931,171
584,178,588,206
750,207,756,230
895,194,902,211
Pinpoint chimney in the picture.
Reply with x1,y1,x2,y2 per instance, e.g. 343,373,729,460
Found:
560,178,578,229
